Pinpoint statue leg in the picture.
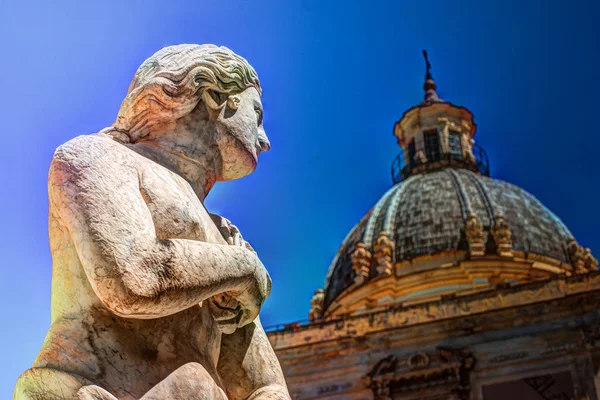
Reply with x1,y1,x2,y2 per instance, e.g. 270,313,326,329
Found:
139,362,227,400
77,363,227,400
15,363,226,400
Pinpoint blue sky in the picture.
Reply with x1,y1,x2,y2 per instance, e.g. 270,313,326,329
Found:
1,0,599,396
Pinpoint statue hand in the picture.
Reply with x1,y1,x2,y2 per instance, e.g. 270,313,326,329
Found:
210,213,255,253
208,250,271,334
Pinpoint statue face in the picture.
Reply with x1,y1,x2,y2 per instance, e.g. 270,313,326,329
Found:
212,87,270,181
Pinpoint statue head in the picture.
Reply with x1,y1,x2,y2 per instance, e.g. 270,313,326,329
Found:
110,44,269,181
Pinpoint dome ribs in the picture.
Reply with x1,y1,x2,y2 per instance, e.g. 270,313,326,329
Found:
363,185,398,249
383,176,414,239
464,171,496,222
444,169,472,220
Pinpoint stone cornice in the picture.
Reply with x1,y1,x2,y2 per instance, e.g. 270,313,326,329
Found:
268,272,600,350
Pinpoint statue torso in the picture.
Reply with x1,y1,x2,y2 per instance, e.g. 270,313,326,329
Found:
35,134,228,399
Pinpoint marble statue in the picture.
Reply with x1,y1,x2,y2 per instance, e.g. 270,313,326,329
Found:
14,44,290,400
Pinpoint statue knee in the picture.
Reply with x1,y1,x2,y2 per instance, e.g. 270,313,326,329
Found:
176,362,213,380
141,363,226,400
77,385,119,400
173,362,225,396
14,368,88,400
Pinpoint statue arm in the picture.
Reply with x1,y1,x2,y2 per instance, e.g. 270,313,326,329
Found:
48,140,267,319
218,316,290,400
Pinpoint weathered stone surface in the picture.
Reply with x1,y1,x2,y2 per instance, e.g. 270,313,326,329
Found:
268,273,600,400
14,44,289,400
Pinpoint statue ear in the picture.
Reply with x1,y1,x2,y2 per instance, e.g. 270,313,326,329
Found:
226,95,241,110
201,90,241,116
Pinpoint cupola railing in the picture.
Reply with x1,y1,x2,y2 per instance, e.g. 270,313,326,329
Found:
391,142,490,184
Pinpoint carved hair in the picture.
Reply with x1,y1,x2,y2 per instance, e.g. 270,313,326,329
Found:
107,44,261,142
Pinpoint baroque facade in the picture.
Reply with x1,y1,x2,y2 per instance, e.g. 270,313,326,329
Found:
266,52,600,400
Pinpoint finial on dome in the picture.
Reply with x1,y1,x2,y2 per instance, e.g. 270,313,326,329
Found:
422,49,441,105
423,50,433,80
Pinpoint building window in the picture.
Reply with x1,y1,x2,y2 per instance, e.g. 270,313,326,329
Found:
449,130,463,160
407,139,416,167
424,129,440,162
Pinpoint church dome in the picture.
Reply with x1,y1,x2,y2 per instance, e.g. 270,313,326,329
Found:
323,169,580,311
318,51,597,318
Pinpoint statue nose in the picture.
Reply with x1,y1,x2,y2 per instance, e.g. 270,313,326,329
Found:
260,140,271,152
258,134,271,152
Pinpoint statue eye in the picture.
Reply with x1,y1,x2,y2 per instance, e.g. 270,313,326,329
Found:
255,108,263,125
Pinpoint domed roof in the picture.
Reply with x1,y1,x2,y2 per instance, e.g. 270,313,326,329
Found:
316,52,598,318
323,169,577,309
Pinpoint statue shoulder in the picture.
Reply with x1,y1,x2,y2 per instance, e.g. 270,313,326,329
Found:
50,133,136,184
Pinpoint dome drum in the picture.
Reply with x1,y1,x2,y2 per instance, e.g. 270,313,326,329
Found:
324,249,586,319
